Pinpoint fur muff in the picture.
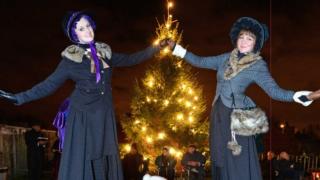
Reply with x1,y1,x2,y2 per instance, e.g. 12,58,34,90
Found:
230,107,269,136
227,141,242,156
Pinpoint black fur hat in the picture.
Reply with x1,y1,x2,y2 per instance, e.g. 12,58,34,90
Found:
229,17,269,52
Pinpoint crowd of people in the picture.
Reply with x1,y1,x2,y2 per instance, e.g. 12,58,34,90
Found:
262,151,304,180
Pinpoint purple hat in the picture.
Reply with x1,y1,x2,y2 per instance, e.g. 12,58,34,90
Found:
62,11,96,43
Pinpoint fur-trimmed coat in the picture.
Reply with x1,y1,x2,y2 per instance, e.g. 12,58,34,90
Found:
14,42,159,180
182,51,295,109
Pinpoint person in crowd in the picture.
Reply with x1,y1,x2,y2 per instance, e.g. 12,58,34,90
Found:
122,143,144,180
155,146,177,180
181,144,206,180
25,121,47,180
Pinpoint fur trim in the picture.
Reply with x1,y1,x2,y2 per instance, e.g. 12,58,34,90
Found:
227,141,242,156
230,107,269,136
61,42,112,63
224,49,261,80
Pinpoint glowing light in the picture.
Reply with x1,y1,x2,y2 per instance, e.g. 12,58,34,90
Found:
146,136,153,143
169,148,176,155
168,2,173,8
172,126,177,131
280,123,285,129
134,120,140,124
176,151,183,158
192,106,197,110
185,101,192,107
163,100,169,106
147,76,155,88
188,89,194,95
142,126,147,132
163,47,170,54
124,144,131,153
153,99,158,103
194,96,199,101
153,39,160,46
188,116,194,123
181,84,187,90
146,96,151,102
158,132,166,139
176,113,184,120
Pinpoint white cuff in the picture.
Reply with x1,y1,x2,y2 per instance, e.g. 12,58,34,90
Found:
293,91,313,107
172,44,187,58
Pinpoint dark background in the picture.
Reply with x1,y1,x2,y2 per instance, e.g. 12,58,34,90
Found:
0,0,319,134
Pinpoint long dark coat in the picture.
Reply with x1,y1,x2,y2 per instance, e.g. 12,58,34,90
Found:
15,44,159,180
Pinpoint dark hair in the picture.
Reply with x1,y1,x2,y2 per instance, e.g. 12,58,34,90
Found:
163,147,169,151
70,15,96,43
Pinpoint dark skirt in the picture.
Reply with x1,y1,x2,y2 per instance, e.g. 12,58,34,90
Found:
210,98,262,180
58,108,123,180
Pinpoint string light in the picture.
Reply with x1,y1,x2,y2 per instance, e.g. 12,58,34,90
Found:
188,116,194,123
146,136,153,143
163,100,169,106
124,144,131,153
176,113,184,120
185,101,192,107
158,132,166,139
134,120,141,124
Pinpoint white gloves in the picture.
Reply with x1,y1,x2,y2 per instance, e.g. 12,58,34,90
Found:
293,91,313,106
172,44,187,58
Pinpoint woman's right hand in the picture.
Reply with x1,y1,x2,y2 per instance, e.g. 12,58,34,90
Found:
0,90,18,104
166,39,176,50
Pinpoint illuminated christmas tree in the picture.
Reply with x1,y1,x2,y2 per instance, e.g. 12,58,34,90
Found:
120,1,209,171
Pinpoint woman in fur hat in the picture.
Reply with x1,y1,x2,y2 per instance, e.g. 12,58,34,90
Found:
0,11,167,180
167,17,315,179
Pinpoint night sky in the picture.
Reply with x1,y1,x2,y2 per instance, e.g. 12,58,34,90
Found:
1,0,320,130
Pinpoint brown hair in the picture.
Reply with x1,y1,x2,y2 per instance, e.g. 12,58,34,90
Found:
238,30,256,40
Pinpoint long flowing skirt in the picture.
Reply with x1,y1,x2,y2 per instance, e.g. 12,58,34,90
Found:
210,98,262,180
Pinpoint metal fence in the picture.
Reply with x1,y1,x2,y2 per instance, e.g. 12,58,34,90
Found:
292,154,320,173
0,124,57,179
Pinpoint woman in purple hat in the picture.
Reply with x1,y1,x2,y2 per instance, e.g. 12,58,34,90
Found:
0,11,167,180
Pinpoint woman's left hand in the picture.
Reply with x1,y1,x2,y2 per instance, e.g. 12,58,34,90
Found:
307,89,320,100
293,91,313,106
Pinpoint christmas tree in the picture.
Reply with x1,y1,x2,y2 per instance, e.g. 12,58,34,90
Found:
120,1,209,171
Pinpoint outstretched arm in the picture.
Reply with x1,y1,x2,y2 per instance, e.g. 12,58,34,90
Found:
110,40,168,67
254,60,313,106
254,61,295,102
169,41,228,70
13,60,70,105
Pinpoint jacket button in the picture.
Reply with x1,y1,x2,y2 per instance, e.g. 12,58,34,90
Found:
101,92,104,95
101,71,104,73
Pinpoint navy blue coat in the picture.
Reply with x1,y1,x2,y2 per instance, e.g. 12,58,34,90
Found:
15,44,159,180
